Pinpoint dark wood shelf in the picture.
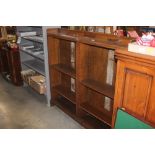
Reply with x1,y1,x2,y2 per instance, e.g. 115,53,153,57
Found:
51,64,76,78
80,102,112,126
54,97,110,129
80,114,110,129
53,85,76,104
81,79,114,99
55,97,76,118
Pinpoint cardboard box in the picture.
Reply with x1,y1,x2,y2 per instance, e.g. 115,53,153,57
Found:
128,42,155,56
30,75,46,94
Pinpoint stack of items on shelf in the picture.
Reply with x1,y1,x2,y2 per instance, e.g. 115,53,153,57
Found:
21,69,46,94
128,32,155,56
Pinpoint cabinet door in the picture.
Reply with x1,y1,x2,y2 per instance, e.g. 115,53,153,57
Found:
114,61,155,126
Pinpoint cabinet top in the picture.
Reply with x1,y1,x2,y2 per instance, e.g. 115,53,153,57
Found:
115,48,155,67
47,28,132,50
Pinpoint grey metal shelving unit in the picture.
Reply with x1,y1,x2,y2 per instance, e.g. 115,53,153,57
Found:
17,26,59,106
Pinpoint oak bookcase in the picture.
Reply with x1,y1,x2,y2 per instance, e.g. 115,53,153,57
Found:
47,28,131,128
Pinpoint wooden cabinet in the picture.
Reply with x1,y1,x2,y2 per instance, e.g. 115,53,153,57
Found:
0,41,10,74
112,49,155,128
47,28,131,128
0,41,23,86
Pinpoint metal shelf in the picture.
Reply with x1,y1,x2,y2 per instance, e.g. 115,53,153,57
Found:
22,36,43,43
22,59,45,75
20,49,44,61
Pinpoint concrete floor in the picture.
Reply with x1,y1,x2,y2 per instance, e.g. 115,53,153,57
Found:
0,76,83,129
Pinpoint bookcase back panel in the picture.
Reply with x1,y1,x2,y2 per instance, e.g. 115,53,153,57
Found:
48,37,59,65
59,40,71,66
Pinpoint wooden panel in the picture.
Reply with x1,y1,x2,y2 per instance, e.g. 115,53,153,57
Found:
59,40,71,66
50,69,61,87
145,77,155,124
76,43,89,81
87,45,108,84
122,69,152,117
47,37,59,65
77,43,113,85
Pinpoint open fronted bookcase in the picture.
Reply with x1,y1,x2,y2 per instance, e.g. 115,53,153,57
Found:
47,28,131,128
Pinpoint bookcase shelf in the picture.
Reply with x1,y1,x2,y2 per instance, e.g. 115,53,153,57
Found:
77,83,113,126
81,79,114,99
80,102,112,126
53,85,76,104
51,64,75,78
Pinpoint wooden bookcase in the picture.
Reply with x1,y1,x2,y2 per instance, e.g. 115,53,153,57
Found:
47,28,131,128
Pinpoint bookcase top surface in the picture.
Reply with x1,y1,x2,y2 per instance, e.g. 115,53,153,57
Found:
47,28,131,50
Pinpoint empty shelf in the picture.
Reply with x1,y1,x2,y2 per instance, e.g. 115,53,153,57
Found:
52,85,76,104
80,102,112,126
51,64,76,78
81,79,114,99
